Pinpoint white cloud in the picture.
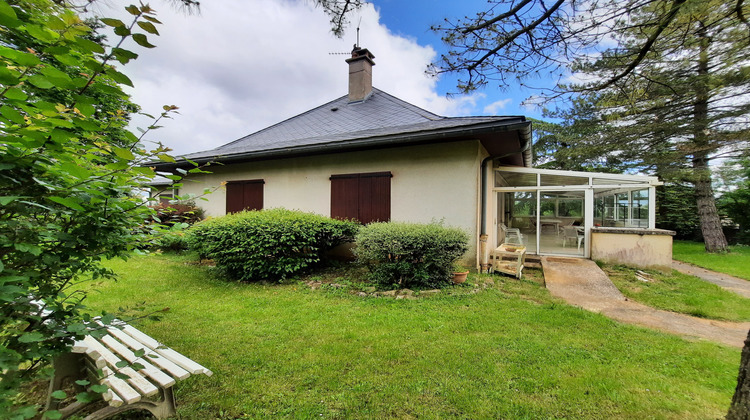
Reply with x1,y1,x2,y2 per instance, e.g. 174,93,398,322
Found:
101,1,481,155
482,98,512,115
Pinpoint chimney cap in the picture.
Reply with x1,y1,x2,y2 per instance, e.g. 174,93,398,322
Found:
346,45,375,65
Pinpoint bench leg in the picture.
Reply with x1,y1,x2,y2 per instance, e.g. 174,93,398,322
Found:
46,353,88,417
83,387,177,420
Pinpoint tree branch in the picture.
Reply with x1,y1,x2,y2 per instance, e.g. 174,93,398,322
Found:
461,0,535,33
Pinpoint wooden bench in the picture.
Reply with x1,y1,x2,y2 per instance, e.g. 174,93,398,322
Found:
45,319,212,419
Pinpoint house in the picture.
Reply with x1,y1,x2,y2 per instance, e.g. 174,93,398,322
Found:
150,47,674,270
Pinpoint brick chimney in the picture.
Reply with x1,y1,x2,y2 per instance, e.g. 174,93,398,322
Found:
346,46,375,102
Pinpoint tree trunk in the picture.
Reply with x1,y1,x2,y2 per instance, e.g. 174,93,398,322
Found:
727,329,750,420
692,22,728,252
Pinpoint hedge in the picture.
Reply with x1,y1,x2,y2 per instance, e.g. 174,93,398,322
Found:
186,209,359,281
355,222,469,289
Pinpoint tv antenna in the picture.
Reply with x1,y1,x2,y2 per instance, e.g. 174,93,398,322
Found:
328,18,363,56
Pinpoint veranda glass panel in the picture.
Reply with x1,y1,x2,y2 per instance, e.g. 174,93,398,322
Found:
498,191,537,254
496,171,537,187
540,173,588,186
539,191,585,256
630,189,649,227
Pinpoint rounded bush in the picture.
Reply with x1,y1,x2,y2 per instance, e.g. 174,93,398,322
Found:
186,208,359,281
355,222,469,289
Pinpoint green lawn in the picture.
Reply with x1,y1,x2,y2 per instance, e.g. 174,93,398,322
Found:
605,265,750,321
673,241,750,280
80,253,742,419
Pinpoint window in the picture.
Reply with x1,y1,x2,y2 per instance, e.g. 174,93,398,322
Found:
225,180,264,213
330,172,391,224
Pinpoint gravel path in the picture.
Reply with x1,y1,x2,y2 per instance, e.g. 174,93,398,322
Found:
672,260,750,299
541,257,750,348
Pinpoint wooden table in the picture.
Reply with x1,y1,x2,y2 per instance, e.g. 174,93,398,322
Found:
489,244,527,279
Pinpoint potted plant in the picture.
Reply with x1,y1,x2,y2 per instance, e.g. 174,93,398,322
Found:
452,263,469,284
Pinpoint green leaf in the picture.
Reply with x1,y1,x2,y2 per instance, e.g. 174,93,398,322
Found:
48,196,86,211
75,380,90,386
61,161,93,180
157,154,176,163
100,18,125,27
75,38,105,54
18,332,45,342
50,390,67,400
44,410,63,420
105,68,134,87
75,392,96,403
90,384,108,394
0,196,21,206
25,23,58,43
12,50,42,67
54,54,79,66
111,48,138,65
113,25,131,37
27,75,54,89
0,1,20,28
14,243,42,255
76,103,96,117
5,88,28,101
0,67,20,85
1,106,25,124
133,348,146,358
40,66,72,82
132,33,156,48
143,15,162,24
115,360,128,368
125,5,140,15
112,147,135,161
114,372,130,380
137,21,159,35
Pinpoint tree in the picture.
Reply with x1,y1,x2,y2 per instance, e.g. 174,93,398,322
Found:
718,158,750,244
0,1,196,417
433,0,750,252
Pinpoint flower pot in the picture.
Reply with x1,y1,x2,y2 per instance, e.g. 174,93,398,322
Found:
452,270,469,284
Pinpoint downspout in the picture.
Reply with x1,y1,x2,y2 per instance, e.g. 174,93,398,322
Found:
479,134,533,271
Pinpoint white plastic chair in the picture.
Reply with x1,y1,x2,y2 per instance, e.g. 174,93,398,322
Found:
562,226,584,250
499,223,523,245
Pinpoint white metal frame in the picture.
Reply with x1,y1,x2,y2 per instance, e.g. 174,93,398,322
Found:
492,166,662,258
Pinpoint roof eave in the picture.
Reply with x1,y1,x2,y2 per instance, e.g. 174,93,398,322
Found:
150,119,531,171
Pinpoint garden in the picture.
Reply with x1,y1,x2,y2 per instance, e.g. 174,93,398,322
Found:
21,209,746,419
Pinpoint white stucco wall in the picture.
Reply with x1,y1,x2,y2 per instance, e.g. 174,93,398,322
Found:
180,141,486,258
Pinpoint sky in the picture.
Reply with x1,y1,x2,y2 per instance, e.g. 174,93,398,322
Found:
99,0,546,156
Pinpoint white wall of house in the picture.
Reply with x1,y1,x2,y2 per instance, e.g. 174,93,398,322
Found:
180,140,486,259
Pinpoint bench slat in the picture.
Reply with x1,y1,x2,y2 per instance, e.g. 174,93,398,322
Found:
82,336,160,398
101,366,135,406
119,324,213,376
105,325,191,380
100,334,176,388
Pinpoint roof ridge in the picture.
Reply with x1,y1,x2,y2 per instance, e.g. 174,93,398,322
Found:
370,87,444,121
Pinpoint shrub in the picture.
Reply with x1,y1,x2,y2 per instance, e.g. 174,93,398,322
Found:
355,222,469,289
151,200,205,226
186,209,359,281
154,229,190,252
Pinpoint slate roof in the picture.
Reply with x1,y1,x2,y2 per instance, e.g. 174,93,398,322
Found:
154,88,530,169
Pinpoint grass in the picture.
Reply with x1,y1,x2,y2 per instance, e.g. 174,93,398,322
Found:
77,253,743,419
605,265,750,321
673,240,750,281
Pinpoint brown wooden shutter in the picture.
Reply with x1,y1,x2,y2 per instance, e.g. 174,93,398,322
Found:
362,172,391,224
330,172,391,223
330,175,359,221
226,180,264,214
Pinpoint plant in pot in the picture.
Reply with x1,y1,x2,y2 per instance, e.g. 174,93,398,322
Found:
452,262,470,284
